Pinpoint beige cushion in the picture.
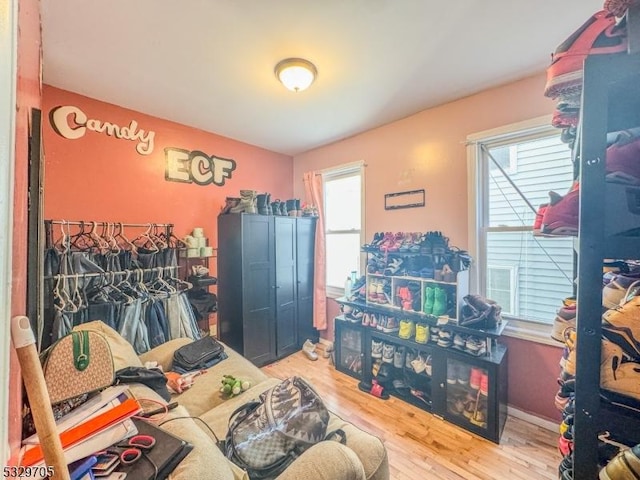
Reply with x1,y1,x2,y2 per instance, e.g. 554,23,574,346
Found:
139,337,193,371
73,321,142,370
171,346,270,417
275,442,366,480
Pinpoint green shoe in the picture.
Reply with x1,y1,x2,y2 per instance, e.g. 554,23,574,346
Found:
423,286,435,314
432,287,448,316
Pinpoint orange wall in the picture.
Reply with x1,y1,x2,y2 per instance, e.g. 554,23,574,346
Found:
10,0,42,460
293,73,564,421
42,86,293,257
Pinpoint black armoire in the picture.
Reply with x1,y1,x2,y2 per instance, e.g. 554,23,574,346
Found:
217,213,318,366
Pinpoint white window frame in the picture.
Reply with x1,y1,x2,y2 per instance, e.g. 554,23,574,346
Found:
323,161,365,298
0,0,18,465
488,145,518,175
467,115,566,347
486,265,518,317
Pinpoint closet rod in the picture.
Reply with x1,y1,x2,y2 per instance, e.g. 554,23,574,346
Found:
44,265,181,280
45,220,174,228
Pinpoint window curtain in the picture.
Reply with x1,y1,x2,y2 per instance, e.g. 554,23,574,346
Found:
303,171,327,330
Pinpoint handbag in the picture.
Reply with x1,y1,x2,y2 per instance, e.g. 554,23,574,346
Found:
41,330,115,404
173,336,224,372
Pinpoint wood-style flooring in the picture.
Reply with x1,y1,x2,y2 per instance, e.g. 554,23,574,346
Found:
262,345,560,480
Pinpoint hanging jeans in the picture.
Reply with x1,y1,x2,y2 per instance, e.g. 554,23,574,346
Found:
118,298,150,354
146,296,169,348
177,293,200,340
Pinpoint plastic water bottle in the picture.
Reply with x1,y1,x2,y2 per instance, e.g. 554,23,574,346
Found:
344,275,353,298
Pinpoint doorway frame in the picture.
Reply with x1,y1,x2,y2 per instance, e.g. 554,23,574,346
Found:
0,0,19,465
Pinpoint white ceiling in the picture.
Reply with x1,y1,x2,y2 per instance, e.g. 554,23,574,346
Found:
41,0,602,156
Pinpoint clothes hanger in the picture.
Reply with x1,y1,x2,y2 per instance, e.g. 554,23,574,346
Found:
133,224,159,253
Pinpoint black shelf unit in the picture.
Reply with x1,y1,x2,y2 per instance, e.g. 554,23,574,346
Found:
334,315,365,380
572,51,640,479
334,316,508,443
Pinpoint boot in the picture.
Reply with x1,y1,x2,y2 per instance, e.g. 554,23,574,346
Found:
281,200,288,216
256,194,269,215
265,193,272,215
302,339,318,361
230,190,257,214
220,197,240,215
286,199,297,217
271,199,281,216
295,199,301,217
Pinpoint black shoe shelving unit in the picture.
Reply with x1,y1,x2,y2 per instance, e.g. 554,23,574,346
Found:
333,316,508,443
571,46,640,479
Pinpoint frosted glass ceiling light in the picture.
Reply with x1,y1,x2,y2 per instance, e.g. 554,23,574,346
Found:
274,58,317,92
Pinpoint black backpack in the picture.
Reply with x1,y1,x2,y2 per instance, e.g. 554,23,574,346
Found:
224,376,345,479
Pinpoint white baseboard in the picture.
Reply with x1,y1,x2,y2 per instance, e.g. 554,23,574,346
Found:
508,406,559,432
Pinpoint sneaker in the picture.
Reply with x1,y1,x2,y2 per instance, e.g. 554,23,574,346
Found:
465,336,485,356
453,333,467,349
398,319,414,339
432,287,448,316
544,10,627,99
381,316,399,333
532,203,549,236
425,355,433,376
603,296,640,360
411,354,426,374
470,409,487,428
447,363,458,385
368,279,378,301
599,444,640,480
405,349,416,369
382,343,395,364
606,133,640,185
551,304,577,343
415,323,429,344
302,339,318,361
362,312,371,327
437,329,452,348
371,339,383,359
558,435,573,457
603,276,640,310
430,326,441,343
376,280,387,304
458,364,471,385
393,347,405,369
423,286,435,314
470,367,483,390
541,182,579,236
376,314,386,331
480,372,489,396
370,313,378,329
601,338,640,399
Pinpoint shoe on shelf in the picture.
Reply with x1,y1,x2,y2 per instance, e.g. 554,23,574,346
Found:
447,363,459,385
606,132,640,185
541,182,580,236
480,372,489,396
600,338,640,399
415,323,429,344
230,189,258,214
551,304,577,343
602,296,640,360
411,354,426,374
302,339,318,361
398,319,415,340
437,329,453,348
382,343,395,364
458,364,471,386
393,347,405,369
603,276,640,310
544,10,627,99
599,444,640,480
423,286,435,314
371,339,383,359
425,355,433,376
470,409,487,428
432,286,448,317
470,367,483,390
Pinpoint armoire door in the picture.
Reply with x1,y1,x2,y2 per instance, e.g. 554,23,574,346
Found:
296,218,318,345
275,217,298,357
242,215,277,366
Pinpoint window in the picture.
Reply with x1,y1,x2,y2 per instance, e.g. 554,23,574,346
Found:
468,118,575,332
323,164,364,295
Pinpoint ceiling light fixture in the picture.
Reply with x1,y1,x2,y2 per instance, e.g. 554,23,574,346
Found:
274,58,317,92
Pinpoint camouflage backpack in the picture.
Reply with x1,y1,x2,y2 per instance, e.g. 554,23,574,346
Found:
224,376,346,479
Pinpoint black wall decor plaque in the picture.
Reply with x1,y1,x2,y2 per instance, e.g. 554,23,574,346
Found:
384,189,425,210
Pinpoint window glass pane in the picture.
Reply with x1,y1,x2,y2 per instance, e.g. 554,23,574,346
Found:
487,136,573,228
486,231,573,323
486,266,513,314
325,175,361,231
326,233,361,288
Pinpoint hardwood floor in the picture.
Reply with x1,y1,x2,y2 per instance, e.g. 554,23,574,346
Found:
262,346,560,480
